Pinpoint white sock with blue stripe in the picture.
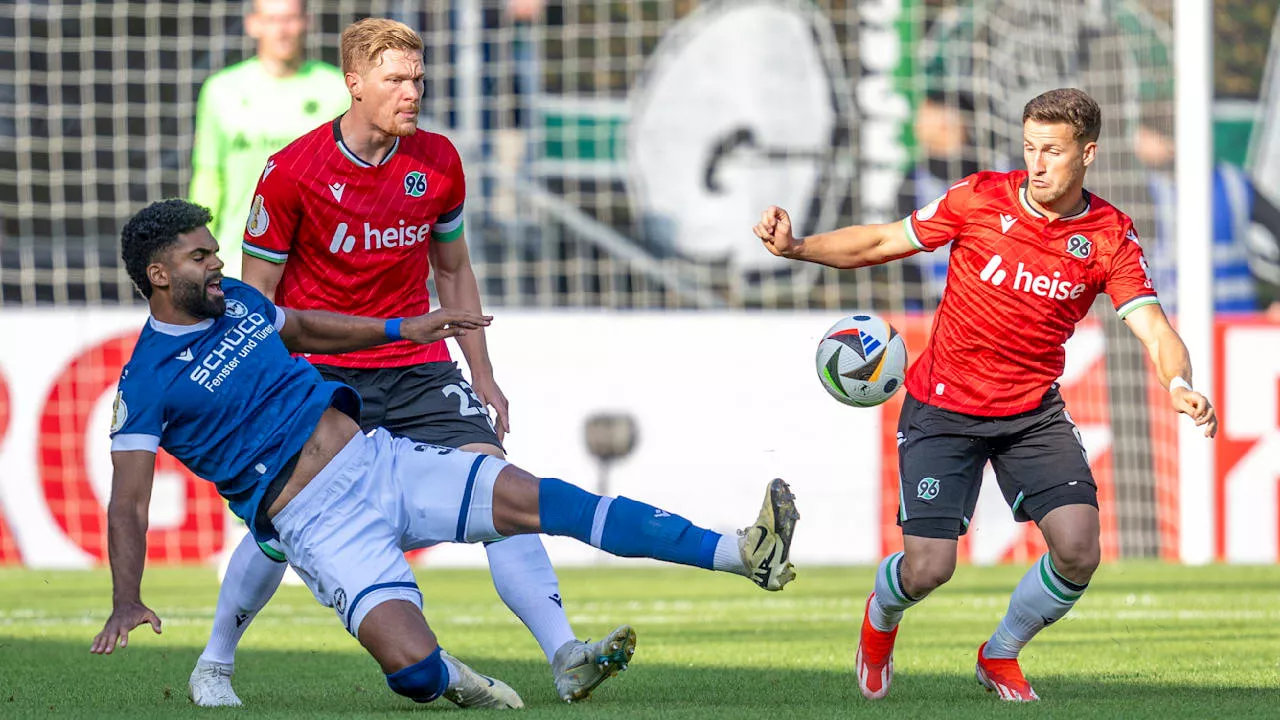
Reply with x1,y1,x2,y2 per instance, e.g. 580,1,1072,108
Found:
984,553,1087,659
869,552,921,632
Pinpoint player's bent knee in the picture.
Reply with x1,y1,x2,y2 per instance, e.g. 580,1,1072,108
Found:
385,647,449,703
1050,539,1100,581
490,464,544,535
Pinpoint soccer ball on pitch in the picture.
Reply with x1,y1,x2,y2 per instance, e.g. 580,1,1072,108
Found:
814,314,907,407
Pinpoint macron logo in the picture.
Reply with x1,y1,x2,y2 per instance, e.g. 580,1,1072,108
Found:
980,254,1086,301
329,223,356,254
328,182,345,202
1000,213,1017,234
175,348,194,362
262,160,276,181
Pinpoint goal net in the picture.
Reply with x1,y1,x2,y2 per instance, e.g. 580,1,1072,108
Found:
0,0,1186,561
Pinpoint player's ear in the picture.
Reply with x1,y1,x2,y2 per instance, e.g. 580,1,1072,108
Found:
146,261,170,292
1080,140,1097,168
346,71,362,101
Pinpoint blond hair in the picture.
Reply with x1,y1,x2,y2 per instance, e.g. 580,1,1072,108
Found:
340,18,422,75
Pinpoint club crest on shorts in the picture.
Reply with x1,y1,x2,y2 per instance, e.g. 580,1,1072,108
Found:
916,477,940,501
333,587,347,614
1066,234,1092,259
404,171,427,198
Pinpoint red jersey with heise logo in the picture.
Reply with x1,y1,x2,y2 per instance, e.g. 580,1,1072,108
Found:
242,118,467,368
902,170,1159,416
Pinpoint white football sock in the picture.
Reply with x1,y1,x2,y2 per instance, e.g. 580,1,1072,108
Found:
485,534,576,664
870,552,922,632
712,533,747,575
984,553,1087,659
199,533,287,665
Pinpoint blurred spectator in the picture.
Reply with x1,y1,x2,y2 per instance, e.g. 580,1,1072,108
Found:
189,0,348,279
896,94,981,307
1139,129,1280,316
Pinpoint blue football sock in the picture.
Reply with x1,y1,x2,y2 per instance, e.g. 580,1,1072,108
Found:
538,478,721,570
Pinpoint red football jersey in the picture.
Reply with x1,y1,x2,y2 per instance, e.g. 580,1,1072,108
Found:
902,170,1159,416
242,118,466,368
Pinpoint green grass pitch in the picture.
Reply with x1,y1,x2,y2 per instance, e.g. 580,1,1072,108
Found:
1,563,1277,718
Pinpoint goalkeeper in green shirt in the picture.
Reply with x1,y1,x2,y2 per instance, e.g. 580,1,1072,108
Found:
188,0,347,279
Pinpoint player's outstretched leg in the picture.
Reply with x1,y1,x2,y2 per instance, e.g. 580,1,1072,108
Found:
546,476,800,590
189,532,288,707
551,624,637,703
493,469,799,591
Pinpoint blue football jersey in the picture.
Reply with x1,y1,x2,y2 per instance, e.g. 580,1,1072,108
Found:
109,279,360,540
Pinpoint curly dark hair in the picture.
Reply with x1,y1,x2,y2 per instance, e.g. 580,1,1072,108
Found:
120,199,213,298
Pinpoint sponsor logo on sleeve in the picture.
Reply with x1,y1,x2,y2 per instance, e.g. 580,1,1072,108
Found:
916,194,945,222
246,194,270,237
110,392,128,433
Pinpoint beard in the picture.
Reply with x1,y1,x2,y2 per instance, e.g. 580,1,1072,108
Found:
173,275,226,319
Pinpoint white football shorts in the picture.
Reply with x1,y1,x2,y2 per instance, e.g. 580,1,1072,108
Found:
270,427,508,636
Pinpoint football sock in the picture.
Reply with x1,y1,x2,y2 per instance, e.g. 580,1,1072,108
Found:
199,533,287,665
538,478,721,570
984,553,1087,659
869,552,922,632
483,535,576,664
712,533,748,575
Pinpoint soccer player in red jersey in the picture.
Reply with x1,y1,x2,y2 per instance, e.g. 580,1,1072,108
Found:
755,89,1218,702
189,18,631,707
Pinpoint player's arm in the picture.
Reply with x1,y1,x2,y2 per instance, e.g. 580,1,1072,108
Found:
1123,303,1217,438
754,206,918,269
243,255,286,299
278,306,491,355
91,451,163,655
240,158,302,296
188,80,225,222
429,229,511,438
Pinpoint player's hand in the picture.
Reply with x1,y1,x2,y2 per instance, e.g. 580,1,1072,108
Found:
470,374,511,442
1172,388,1218,438
90,601,161,655
401,309,492,345
754,206,796,257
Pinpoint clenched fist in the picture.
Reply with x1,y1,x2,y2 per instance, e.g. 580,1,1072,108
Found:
754,206,797,257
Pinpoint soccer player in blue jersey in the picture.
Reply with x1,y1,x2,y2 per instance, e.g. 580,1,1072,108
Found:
90,199,800,709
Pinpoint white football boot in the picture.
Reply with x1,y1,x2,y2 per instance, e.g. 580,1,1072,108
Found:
551,624,637,702
440,650,524,709
188,657,243,707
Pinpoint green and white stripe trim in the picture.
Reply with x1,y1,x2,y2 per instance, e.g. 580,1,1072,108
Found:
431,204,465,242
243,241,288,264
257,539,287,563
882,552,910,604
1037,553,1086,603
902,217,929,252
1116,295,1160,319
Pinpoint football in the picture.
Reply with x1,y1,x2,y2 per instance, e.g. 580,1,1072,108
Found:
814,314,907,407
